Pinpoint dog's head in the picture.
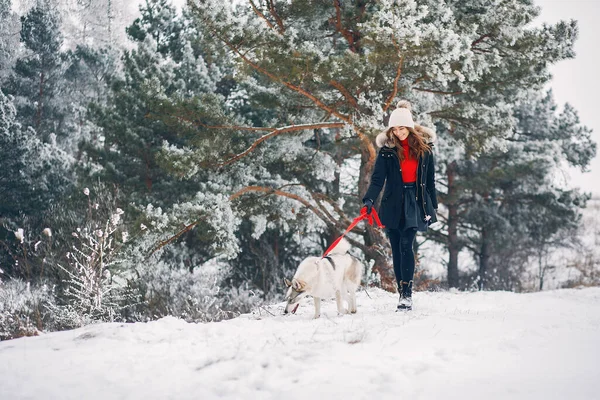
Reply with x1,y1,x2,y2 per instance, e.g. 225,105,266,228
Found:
283,277,307,314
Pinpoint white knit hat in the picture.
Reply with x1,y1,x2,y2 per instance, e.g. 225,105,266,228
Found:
376,100,437,148
387,100,414,129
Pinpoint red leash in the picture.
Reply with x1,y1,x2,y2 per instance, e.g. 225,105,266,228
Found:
322,207,385,258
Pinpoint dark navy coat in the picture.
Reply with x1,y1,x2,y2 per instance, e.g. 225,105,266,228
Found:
363,145,438,230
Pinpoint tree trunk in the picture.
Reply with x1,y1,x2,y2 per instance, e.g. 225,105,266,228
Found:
479,227,490,290
368,245,396,292
144,146,153,191
35,71,45,131
538,247,547,291
107,0,114,46
446,161,460,288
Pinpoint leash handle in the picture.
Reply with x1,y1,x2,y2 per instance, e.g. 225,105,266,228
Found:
360,206,385,228
322,207,385,258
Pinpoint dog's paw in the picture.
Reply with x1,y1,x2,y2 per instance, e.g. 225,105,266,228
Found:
313,314,321,319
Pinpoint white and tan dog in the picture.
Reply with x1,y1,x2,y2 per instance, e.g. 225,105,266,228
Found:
283,239,363,318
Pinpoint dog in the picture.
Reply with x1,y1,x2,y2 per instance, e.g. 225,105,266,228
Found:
283,238,363,319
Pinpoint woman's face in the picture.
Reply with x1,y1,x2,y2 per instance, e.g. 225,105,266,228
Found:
391,126,409,141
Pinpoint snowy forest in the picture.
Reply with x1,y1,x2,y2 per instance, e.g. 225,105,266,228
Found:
1,0,599,341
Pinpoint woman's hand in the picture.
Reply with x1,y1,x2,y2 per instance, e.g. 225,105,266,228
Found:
363,198,374,214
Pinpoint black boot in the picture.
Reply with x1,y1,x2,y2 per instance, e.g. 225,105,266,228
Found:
397,280,413,311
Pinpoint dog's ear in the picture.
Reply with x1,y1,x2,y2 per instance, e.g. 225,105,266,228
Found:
292,279,306,292
284,278,292,288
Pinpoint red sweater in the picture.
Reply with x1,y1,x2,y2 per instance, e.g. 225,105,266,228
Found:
400,139,418,183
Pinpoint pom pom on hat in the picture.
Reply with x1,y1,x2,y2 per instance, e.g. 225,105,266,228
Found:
396,100,412,111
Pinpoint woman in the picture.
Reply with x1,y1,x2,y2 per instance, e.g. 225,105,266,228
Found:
362,100,438,311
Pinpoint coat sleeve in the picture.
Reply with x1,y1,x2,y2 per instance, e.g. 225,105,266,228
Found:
362,151,387,203
426,151,438,210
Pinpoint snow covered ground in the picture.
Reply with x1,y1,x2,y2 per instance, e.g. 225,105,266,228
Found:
1,287,599,400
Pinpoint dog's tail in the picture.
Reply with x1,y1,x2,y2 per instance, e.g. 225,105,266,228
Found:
328,238,351,255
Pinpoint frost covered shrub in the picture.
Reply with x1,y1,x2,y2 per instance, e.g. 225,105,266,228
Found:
559,199,600,289
52,186,134,325
0,279,107,339
111,189,256,323
231,219,314,300
127,244,262,323
0,280,54,340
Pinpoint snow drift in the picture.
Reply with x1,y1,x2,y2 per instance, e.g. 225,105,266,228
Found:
1,287,599,400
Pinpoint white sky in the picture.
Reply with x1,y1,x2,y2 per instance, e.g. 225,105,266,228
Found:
534,0,600,197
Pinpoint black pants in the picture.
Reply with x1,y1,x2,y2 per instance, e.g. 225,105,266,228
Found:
386,227,417,293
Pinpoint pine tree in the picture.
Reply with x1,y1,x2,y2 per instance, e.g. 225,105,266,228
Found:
427,3,581,287
88,4,219,201
165,0,584,291
62,45,118,155
0,92,35,218
126,0,185,60
440,91,595,290
4,3,65,141
0,0,21,81
0,91,72,281
87,0,237,268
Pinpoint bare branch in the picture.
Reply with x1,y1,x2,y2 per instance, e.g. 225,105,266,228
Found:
157,111,274,132
413,75,429,85
249,0,278,33
312,192,350,223
266,0,285,34
149,178,353,257
148,216,207,258
383,44,404,113
310,192,343,227
423,227,448,245
436,180,449,189
216,122,345,167
329,79,359,108
413,87,463,96
332,0,358,52
471,33,491,48
191,2,377,160
309,191,365,235
229,186,331,223
471,48,494,54
196,7,354,122
229,184,368,236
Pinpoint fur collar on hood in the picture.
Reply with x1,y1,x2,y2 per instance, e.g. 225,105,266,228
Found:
375,125,437,148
